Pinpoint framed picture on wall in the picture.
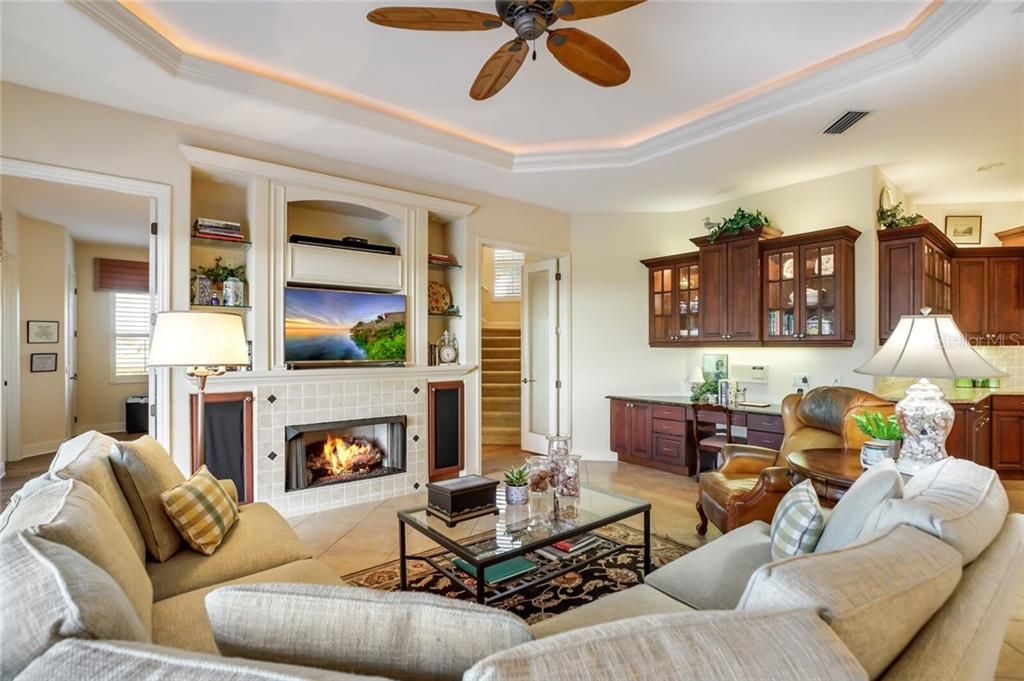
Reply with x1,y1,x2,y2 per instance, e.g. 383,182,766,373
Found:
30,353,57,373
26,320,59,344
703,353,729,382
945,215,982,245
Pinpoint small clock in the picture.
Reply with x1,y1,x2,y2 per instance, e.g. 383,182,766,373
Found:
438,330,459,365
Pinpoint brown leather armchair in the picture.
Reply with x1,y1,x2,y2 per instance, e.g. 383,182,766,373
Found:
695,386,895,536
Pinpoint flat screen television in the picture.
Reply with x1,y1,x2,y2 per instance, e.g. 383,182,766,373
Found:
284,287,406,365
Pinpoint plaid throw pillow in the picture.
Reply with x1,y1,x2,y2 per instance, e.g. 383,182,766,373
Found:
770,480,825,560
160,466,239,555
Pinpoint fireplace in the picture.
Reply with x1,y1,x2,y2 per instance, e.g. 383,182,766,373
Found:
285,416,407,492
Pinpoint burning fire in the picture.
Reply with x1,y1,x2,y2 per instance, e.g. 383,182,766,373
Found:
309,434,382,477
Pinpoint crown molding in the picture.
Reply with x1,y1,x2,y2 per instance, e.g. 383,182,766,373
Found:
75,0,984,174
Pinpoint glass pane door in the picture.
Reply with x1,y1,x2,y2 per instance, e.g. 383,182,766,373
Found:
521,260,559,453
765,250,796,338
651,267,673,341
804,245,836,338
676,263,699,339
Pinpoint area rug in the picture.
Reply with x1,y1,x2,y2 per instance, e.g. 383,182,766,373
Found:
341,523,693,625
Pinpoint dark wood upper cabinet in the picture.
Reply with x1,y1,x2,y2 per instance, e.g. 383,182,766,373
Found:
697,242,729,342
952,257,988,338
640,252,700,346
762,227,859,346
986,256,1024,340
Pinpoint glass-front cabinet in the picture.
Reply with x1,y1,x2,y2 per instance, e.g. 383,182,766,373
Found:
642,253,700,345
762,228,859,346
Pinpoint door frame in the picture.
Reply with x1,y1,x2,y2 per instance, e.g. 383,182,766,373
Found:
475,237,571,467
0,157,172,450
521,258,559,454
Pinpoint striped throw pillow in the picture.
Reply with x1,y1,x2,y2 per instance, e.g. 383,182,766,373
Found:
770,480,825,560
160,466,239,555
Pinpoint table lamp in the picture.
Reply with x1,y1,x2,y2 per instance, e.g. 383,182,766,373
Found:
686,366,707,386
148,312,249,465
854,308,1006,474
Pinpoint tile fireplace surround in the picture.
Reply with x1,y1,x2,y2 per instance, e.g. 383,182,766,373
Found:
251,377,428,518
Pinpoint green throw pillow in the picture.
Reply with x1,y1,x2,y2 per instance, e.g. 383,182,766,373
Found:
770,480,825,560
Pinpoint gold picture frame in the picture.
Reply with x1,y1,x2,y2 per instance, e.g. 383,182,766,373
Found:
944,215,982,245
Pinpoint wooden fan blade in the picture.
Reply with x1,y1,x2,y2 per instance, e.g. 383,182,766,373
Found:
553,0,645,21
546,28,630,87
367,7,503,31
470,39,528,100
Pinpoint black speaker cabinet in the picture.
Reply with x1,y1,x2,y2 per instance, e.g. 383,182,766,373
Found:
190,391,254,503
428,381,464,481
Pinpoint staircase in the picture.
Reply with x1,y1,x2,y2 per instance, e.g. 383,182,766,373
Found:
482,327,521,446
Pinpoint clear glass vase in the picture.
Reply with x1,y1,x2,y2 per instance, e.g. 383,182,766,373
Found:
553,454,581,498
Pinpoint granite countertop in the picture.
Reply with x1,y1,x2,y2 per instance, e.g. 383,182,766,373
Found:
880,387,1024,405
605,395,783,416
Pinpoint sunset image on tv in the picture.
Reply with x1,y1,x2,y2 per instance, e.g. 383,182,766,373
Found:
284,288,406,363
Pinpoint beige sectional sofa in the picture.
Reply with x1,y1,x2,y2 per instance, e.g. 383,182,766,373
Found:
1,431,1021,681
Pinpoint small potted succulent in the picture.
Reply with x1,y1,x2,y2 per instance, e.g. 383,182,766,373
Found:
853,411,904,468
503,464,530,506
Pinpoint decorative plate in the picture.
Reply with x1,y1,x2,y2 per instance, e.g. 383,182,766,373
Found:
428,280,452,314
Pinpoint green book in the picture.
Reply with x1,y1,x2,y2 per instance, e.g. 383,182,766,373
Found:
453,556,537,586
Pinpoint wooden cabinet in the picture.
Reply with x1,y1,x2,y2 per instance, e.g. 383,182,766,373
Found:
641,253,700,346
878,224,955,343
610,399,651,461
610,399,689,474
992,395,1024,475
947,398,991,467
762,227,858,346
953,256,1024,343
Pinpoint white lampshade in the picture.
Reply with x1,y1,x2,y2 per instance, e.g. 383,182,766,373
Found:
854,312,1006,379
148,312,249,368
686,366,707,384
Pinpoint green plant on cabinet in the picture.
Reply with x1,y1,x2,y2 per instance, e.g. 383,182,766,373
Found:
706,208,770,243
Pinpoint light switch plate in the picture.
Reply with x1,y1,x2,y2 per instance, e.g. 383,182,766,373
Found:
792,373,810,388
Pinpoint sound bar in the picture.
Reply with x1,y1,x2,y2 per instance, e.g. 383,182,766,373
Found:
288,234,397,255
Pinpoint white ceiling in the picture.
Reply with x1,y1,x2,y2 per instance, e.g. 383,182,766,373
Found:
0,1,1021,213
1,176,151,246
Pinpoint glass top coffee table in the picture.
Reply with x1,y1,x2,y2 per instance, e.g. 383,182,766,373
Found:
397,486,651,604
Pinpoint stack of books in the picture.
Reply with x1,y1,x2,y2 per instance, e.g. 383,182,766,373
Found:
193,218,244,242
428,253,458,267
533,535,600,562
452,556,536,586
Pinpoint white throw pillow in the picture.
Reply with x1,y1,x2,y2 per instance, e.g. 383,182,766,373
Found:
770,479,825,560
816,458,903,553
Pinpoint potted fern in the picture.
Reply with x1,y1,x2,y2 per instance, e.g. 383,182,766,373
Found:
503,464,530,506
853,411,903,468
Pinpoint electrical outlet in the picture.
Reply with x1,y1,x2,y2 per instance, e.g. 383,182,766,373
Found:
792,373,810,388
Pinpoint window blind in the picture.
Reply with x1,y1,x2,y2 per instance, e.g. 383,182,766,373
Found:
113,292,151,378
95,258,149,292
492,249,524,299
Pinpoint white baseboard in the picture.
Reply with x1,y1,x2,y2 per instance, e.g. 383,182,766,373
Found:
18,438,66,460
75,422,125,436
573,448,618,462
482,321,520,330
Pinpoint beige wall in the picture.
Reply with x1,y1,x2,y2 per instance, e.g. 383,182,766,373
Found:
1,82,569,470
73,241,149,434
480,246,521,328
18,216,70,457
916,201,1024,247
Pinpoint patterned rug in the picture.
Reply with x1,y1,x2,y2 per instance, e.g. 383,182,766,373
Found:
341,523,693,625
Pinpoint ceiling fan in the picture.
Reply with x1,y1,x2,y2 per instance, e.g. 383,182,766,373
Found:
367,1,644,100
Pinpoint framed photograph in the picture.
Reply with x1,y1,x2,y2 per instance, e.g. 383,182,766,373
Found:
30,353,57,373
945,215,982,245
703,353,729,382
26,320,59,344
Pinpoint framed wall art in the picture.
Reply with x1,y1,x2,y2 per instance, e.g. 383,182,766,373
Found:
30,353,57,373
27,320,59,344
945,215,982,245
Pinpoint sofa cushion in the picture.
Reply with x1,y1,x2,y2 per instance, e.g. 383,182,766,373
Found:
152,558,340,653
770,479,825,559
882,514,1024,681
465,609,867,681
0,532,149,681
207,583,533,681
738,525,962,680
49,430,148,561
147,502,312,601
18,639,388,681
161,465,239,556
859,457,1007,565
645,520,772,610
111,435,185,562
530,583,691,639
0,477,153,631
816,458,903,553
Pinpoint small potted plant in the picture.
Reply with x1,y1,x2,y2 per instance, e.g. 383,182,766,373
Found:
706,208,770,243
853,411,903,468
503,464,530,506
690,379,718,405
876,202,924,230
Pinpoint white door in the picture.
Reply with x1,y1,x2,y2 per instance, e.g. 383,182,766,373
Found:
521,259,561,453
147,201,158,436
65,266,78,436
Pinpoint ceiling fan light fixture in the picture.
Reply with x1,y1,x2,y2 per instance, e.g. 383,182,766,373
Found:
513,12,548,41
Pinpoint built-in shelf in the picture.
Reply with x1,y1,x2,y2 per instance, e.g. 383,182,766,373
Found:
428,261,462,270
191,236,252,250
191,304,251,310
429,312,462,318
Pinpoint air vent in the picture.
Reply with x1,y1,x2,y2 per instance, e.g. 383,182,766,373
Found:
821,111,871,135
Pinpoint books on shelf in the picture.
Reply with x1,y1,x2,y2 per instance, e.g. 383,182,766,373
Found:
533,535,600,562
193,218,244,241
428,253,458,266
452,556,537,585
